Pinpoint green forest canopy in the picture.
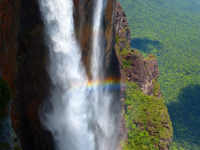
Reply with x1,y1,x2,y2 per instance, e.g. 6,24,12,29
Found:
117,0,200,149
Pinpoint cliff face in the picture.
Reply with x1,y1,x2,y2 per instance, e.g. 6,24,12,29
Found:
0,0,20,101
114,1,161,97
123,53,161,97
1,0,53,149
0,0,172,149
0,0,116,149
73,0,116,78
114,2,131,50
114,2,172,150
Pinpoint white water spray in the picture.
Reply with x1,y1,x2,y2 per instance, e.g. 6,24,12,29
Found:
38,0,119,149
38,0,94,150
91,0,119,150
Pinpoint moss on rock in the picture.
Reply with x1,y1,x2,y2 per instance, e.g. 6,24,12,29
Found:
145,54,157,61
122,59,132,69
152,79,161,97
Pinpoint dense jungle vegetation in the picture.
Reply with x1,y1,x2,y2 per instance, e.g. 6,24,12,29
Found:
122,82,172,150
117,0,200,149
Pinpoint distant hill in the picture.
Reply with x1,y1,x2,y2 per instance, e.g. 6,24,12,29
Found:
117,0,200,149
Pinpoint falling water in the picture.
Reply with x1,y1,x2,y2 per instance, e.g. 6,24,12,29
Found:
38,0,119,150
91,0,118,150
38,0,94,150
91,0,119,150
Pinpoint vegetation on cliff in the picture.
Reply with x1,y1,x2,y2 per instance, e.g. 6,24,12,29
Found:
117,0,200,149
0,77,11,123
114,2,173,149
122,82,172,150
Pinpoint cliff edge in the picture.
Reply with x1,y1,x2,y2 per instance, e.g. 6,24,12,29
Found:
115,2,173,150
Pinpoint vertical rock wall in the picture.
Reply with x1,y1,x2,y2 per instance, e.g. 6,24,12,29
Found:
0,0,20,102
114,1,161,97
73,0,116,78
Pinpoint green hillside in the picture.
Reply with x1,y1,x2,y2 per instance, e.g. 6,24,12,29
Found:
117,0,200,149
122,82,172,150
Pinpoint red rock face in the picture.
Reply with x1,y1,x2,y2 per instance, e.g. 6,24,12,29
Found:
0,0,117,149
1,0,54,149
115,1,131,50
73,0,93,77
114,2,161,97
125,53,161,96
73,0,116,78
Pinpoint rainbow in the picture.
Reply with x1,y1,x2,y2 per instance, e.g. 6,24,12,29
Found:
68,78,124,93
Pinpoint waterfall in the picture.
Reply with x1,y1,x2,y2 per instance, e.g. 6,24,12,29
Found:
38,0,119,150
38,0,94,149
91,0,119,150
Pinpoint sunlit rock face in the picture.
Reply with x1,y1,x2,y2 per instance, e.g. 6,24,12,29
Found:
114,2,161,97
114,2,131,51
123,53,161,96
